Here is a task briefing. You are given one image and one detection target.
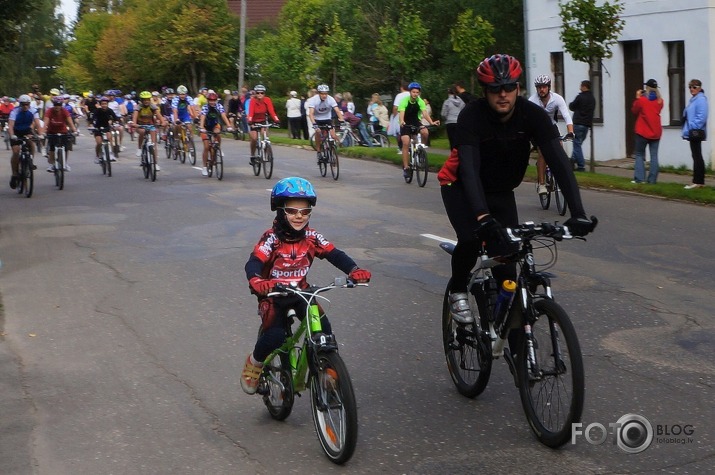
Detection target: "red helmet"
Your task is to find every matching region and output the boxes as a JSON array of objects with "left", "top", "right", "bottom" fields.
[
  {"left": 207, "top": 92, "right": 218, "bottom": 100},
  {"left": 476, "top": 54, "right": 522, "bottom": 87}
]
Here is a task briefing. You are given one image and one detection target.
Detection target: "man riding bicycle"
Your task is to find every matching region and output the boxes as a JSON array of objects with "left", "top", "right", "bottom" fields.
[
  {"left": 307, "top": 84, "right": 344, "bottom": 163},
  {"left": 132, "top": 91, "right": 166, "bottom": 171},
  {"left": 8, "top": 94, "right": 44, "bottom": 189},
  {"left": 398, "top": 82, "right": 439, "bottom": 178},
  {"left": 198, "top": 92, "right": 232, "bottom": 176},
  {"left": 246, "top": 84, "right": 280, "bottom": 165},
  {"left": 172, "top": 85, "right": 197, "bottom": 141},
  {"left": 437, "top": 54, "right": 596, "bottom": 333}
]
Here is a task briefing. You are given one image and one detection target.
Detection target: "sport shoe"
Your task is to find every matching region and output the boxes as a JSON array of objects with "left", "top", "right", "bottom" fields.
[
  {"left": 684, "top": 183, "right": 705, "bottom": 189},
  {"left": 240, "top": 353, "right": 262, "bottom": 395},
  {"left": 249, "top": 156, "right": 255, "bottom": 165},
  {"left": 46, "top": 166, "right": 55, "bottom": 172},
  {"left": 155, "top": 164, "right": 160, "bottom": 171},
  {"left": 94, "top": 157, "right": 101, "bottom": 164},
  {"left": 136, "top": 149, "right": 142, "bottom": 157},
  {"left": 120, "top": 145, "right": 126, "bottom": 152},
  {"left": 110, "top": 157, "right": 117, "bottom": 162},
  {"left": 202, "top": 167, "right": 208, "bottom": 176},
  {"left": 9, "top": 175, "right": 18, "bottom": 189},
  {"left": 537, "top": 184, "right": 548, "bottom": 195},
  {"left": 64, "top": 164, "right": 71, "bottom": 172},
  {"left": 403, "top": 168, "right": 410, "bottom": 178},
  {"left": 448, "top": 292, "right": 474, "bottom": 324}
]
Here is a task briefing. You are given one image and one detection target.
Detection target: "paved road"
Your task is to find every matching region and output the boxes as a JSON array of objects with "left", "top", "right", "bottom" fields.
[{"left": 0, "top": 132, "right": 713, "bottom": 474}]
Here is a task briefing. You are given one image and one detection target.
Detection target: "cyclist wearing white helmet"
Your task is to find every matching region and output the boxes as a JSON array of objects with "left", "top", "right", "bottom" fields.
[
  {"left": 246, "top": 85, "right": 280, "bottom": 164},
  {"left": 528, "top": 74, "right": 574, "bottom": 195},
  {"left": 306, "top": 84, "right": 344, "bottom": 163},
  {"left": 8, "top": 94, "right": 44, "bottom": 189},
  {"left": 171, "top": 85, "right": 197, "bottom": 140}
]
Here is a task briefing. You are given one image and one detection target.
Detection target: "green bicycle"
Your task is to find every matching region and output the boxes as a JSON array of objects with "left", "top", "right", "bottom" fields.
[{"left": 257, "top": 278, "right": 364, "bottom": 464}]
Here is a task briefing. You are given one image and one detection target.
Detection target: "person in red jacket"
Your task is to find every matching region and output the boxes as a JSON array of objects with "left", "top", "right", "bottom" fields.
[
  {"left": 631, "top": 79, "right": 664, "bottom": 184},
  {"left": 246, "top": 84, "right": 280, "bottom": 164},
  {"left": 44, "top": 96, "right": 78, "bottom": 172}
]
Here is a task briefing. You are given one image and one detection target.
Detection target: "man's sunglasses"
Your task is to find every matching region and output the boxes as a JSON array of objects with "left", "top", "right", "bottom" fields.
[
  {"left": 282, "top": 207, "right": 312, "bottom": 216},
  {"left": 486, "top": 83, "right": 518, "bottom": 94}
]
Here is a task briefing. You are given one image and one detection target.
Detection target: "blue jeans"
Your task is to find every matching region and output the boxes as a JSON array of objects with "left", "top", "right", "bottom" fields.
[
  {"left": 571, "top": 124, "right": 589, "bottom": 169},
  {"left": 633, "top": 134, "right": 659, "bottom": 183}
]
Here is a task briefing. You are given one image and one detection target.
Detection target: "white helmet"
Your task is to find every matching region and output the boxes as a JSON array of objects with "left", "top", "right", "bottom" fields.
[
  {"left": 176, "top": 85, "right": 188, "bottom": 94},
  {"left": 317, "top": 84, "right": 329, "bottom": 93},
  {"left": 254, "top": 84, "right": 266, "bottom": 92},
  {"left": 534, "top": 74, "right": 551, "bottom": 86},
  {"left": 18, "top": 94, "right": 32, "bottom": 103}
]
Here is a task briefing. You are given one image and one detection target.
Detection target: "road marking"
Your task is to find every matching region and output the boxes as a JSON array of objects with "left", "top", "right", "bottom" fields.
[{"left": 420, "top": 233, "right": 456, "bottom": 245}]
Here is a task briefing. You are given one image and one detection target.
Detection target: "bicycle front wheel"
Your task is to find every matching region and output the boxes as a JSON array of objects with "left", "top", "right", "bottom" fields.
[
  {"left": 310, "top": 351, "right": 357, "bottom": 465},
  {"left": 329, "top": 144, "right": 339, "bottom": 180},
  {"left": 318, "top": 148, "right": 327, "bottom": 177},
  {"left": 416, "top": 148, "right": 428, "bottom": 187},
  {"left": 149, "top": 146, "right": 157, "bottom": 182},
  {"left": 538, "top": 176, "right": 551, "bottom": 210},
  {"left": 252, "top": 148, "right": 262, "bottom": 176},
  {"left": 187, "top": 137, "right": 197, "bottom": 166},
  {"left": 55, "top": 148, "right": 65, "bottom": 190},
  {"left": 554, "top": 181, "right": 567, "bottom": 216},
  {"left": 441, "top": 283, "right": 492, "bottom": 397},
  {"left": 215, "top": 145, "right": 224, "bottom": 180},
  {"left": 263, "top": 143, "right": 273, "bottom": 179},
  {"left": 262, "top": 352, "right": 294, "bottom": 421},
  {"left": 517, "top": 298, "right": 584, "bottom": 448}
]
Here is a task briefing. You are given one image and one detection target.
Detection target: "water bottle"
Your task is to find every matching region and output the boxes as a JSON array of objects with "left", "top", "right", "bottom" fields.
[{"left": 492, "top": 280, "right": 516, "bottom": 324}]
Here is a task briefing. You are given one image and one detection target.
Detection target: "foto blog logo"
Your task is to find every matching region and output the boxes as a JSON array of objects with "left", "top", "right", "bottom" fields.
[{"left": 572, "top": 413, "right": 654, "bottom": 453}]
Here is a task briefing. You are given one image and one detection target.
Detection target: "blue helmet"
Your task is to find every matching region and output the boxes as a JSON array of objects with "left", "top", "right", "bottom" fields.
[
  {"left": 270, "top": 177, "right": 317, "bottom": 210},
  {"left": 408, "top": 82, "right": 421, "bottom": 91}
]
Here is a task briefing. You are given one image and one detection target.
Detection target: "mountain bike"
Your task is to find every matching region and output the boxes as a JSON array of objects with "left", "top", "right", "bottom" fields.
[
  {"left": 204, "top": 130, "right": 224, "bottom": 180},
  {"left": 257, "top": 278, "right": 364, "bottom": 464},
  {"left": 403, "top": 125, "right": 428, "bottom": 187},
  {"left": 163, "top": 127, "right": 175, "bottom": 159},
  {"left": 138, "top": 126, "right": 157, "bottom": 182},
  {"left": 250, "top": 122, "right": 277, "bottom": 179},
  {"left": 367, "top": 123, "right": 390, "bottom": 148},
  {"left": 109, "top": 124, "right": 121, "bottom": 159},
  {"left": 229, "top": 113, "right": 246, "bottom": 141},
  {"left": 16, "top": 136, "right": 36, "bottom": 198},
  {"left": 314, "top": 124, "right": 339, "bottom": 180},
  {"left": 46, "top": 133, "right": 74, "bottom": 190},
  {"left": 89, "top": 126, "right": 115, "bottom": 177},
  {"left": 173, "top": 122, "right": 196, "bottom": 165},
  {"left": 440, "top": 221, "right": 586, "bottom": 448},
  {"left": 536, "top": 135, "right": 572, "bottom": 216}
]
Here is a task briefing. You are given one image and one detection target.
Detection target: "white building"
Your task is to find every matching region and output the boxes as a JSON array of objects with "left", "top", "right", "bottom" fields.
[{"left": 525, "top": 0, "right": 712, "bottom": 169}]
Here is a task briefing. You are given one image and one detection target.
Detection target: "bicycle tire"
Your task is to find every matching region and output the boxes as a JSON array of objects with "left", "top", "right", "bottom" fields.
[
  {"left": 56, "top": 147, "right": 65, "bottom": 190},
  {"left": 263, "top": 143, "right": 273, "bottom": 179},
  {"left": 215, "top": 145, "right": 223, "bottom": 180},
  {"left": 329, "top": 143, "right": 339, "bottom": 180},
  {"left": 207, "top": 148, "right": 214, "bottom": 178},
  {"left": 112, "top": 138, "right": 120, "bottom": 158},
  {"left": 310, "top": 351, "right": 358, "bottom": 465},
  {"left": 538, "top": 175, "right": 551, "bottom": 210},
  {"left": 517, "top": 298, "right": 584, "bottom": 448},
  {"left": 252, "top": 145, "right": 262, "bottom": 176},
  {"left": 405, "top": 153, "right": 415, "bottom": 184},
  {"left": 441, "top": 282, "right": 492, "bottom": 398},
  {"left": 374, "top": 132, "right": 390, "bottom": 148},
  {"left": 318, "top": 144, "right": 328, "bottom": 177},
  {"left": 341, "top": 132, "right": 355, "bottom": 148},
  {"left": 188, "top": 137, "right": 197, "bottom": 166},
  {"left": 165, "top": 134, "right": 173, "bottom": 159},
  {"left": 25, "top": 156, "right": 34, "bottom": 198},
  {"left": 142, "top": 148, "right": 150, "bottom": 179},
  {"left": 416, "top": 147, "right": 428, "bottom": 187},
  {"left": 149, "top": 145, "right": 157, "bottom": 182},
  {"left": 555, "top": 181, "right": 567, "bottom": 216},
  {"left": 101, "top": 143, "right": 108, "bottom": 175},
  {"left": 262, "top": 352, "right": 294, "bottom": 421}
]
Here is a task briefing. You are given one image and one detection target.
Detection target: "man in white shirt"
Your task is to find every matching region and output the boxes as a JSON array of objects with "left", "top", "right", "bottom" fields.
[{"left": 307, "top": 84, "right": 344, "bottom": 162}]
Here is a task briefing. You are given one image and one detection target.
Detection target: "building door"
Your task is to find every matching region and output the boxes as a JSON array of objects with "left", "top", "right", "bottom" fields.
[{"left": 623, "top": 41, "right": 643, "bottom": 157}]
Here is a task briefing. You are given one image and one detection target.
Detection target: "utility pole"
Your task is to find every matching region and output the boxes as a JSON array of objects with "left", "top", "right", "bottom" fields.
[{"left": 238, "top": 0, "right": 247, "bottom": 91}]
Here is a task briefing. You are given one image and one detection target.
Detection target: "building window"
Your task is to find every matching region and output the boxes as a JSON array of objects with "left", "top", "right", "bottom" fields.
[
  {"left": 551, "top": 52, "right": 565, "bottom": 96},
  {"left": 667, "top": 41, "right": 685, "bottom": 126},
  {"left": 589, "top": 58, "right": 603, "bottom": 123}
]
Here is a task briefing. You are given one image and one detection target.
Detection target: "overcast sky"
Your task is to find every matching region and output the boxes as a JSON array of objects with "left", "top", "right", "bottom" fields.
[{"left": 59, "top": 0, "right": 78, "bottom": 25}]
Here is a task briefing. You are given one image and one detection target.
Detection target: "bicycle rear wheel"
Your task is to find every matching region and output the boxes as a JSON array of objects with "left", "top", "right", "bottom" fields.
[
  {"left": 329, "top": 144, "right": 339, "bottom": 180},
  {"left": 310, "top": 351, "right": 357, "bottom": 465},
  {"left": 252, "top": 147, "right": 262, "bottom": 176},
  {"left": 263, "top": 143, "right": 273, "bottom": 179},
  {"left": 416, "top": 148, "right": 428, "bottom": 187},
  {"left": 517, "top": 298, "right": 584, "bottom": 448},
  {"left": 554, "top": 181, "right": 567, "bottom": 216},
  {"left": 55, "top": 148, "right": 65, "bottom": 190},
  {"left": 262, "top": 352, "right": 294, "bottom": 421},
  {"left": 441, "top": 282, "right": 492, "bottom": 397}
]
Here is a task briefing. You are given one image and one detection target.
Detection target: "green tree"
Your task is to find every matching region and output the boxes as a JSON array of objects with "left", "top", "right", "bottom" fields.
[
  {"left": 376, "top": 8, "right": 430, "bottom": 83},
  {"left": 58, "top": 12, "right": 112, "bottom": 92},
  {"left": 316, "top": 14, "right": 354, "bottom": 92},
  {"left": 559, "top": 0, "right": 624, "bottom": 64},
  {"left": 450, "top": 9, "right": 495, "bottom": 91}
]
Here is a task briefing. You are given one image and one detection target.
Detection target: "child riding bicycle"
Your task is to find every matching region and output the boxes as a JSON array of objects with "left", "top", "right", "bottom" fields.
[{"left": 241, "top": 177, "right": 371, "bottom": 394}]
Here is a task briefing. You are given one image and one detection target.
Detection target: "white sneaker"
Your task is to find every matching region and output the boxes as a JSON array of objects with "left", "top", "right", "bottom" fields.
[
  {"left": 155, "top": 164, "right": 160, "bottom": 171},
  {"left": 136, "top": 149, "right": 142, "bottom": 157},
  {"left": 46, "top": 166, "right": 56, "bottom": 173},
  {"left": 120, "top": 145, "right": 126, "bottom": 152},
  {"left": 448, "top": 293, "right": 474, "bottom": 324},
  {"left": 94, "top": 157, "right": 101, "bottom": 164},
  {"left": 64, "top": 164, "right": 71, "bottom": 172},
  {"left": 110, "top": 157, "right": 117, "bottom": 162},
  {"left": 537, "top": 184, "right": 548, "bottom": 195},
  {"left": 202, "top": 167, "right": 208, "bottom": 176}
]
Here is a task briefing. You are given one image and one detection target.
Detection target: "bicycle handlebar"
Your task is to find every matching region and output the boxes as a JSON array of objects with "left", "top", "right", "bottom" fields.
[
  {"left": 506, "top": 221, "right": 575, "bottom": 241},
  {"left": 267, "top": 278, "right": 368, "bottom": 299}
]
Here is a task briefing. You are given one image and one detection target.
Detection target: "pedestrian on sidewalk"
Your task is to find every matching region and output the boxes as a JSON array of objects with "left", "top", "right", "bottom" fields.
[
  {"left": 631, "top": 79, "right": 663, "bottom": 184},
  {"left": 569, "top": 80, "right": 595, "bottom": 171},
  {"left": 682, "top": 78, "right": 709, "bottom": 189}
]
